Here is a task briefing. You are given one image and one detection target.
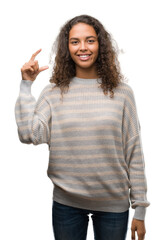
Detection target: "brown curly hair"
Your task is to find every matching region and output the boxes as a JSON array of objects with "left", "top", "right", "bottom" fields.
[{"left": 49, "top": 14, "right": 126, "bottom": 100}]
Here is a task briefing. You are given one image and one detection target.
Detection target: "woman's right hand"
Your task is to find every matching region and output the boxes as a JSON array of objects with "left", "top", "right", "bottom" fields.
[{"left": 21, "top": 49, "right": 49, "bottom": 81}]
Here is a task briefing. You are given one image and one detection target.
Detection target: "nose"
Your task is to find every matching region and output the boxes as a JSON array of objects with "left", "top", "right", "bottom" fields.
[{"left": 79, "top": 41, "right": 87, "bottom": 52}]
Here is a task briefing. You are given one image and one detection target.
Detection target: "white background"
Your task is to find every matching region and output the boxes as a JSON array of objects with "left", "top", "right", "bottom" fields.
[{"left": 0, "top": 0, "right": 164, "bottom": 239}]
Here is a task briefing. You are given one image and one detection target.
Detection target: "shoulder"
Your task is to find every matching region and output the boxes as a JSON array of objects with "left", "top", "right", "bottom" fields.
[
  {"left": 116, "top": 81, "right": 136, "bottom": 100},
  {"left": 114, "top": 82, "right": 137, "bottom": 109},
  {"left": 116, "top": 81, "right": 134, "bottom": 95}
]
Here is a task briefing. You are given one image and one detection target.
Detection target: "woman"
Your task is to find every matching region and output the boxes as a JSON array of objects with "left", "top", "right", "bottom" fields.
[{"left": 15, "top": 15, "right": 150, "bottom": 240}]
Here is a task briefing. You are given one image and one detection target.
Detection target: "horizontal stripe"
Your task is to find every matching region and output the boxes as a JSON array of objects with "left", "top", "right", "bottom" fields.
[
  {"left": 50, "top": 134, "right": 122, "bottom": 143},
  {"left": 49, "top": 162, "right": 126, "bottom": 168},
  {"left": 48, "top": 170, "right": 128, "bottom": 176},
  {"left": 49, "top": 153, "right": 124, "bottom": 159},
  {"left": 50, "top": 144, "right": 123, "bottom": 151},
  {"left": 50, "top": 177, "right": 129, "bottom": 185},
  {"left": 51, "top": 124, "right": 121, "bottom": 134}
]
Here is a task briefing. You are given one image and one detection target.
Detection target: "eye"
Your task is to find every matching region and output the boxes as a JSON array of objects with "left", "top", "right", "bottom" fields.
[
  {"left": 71, "top": 40, "right": 79, "bottom": 45},
  {"left": 87, "top": 39, "right": 95, "bottom": 43}
]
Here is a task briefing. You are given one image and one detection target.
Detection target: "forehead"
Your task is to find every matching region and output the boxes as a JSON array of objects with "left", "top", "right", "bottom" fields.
[{"left": 69, "top": 23, "right": 97, "bottom": 38}]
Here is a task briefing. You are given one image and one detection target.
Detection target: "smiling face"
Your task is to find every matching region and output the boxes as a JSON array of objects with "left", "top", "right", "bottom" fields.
[{"left": 68, "top": 22, "right": 99, "bottom": 78}]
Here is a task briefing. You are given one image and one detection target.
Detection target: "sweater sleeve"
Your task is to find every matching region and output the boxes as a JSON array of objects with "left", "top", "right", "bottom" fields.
[
  {"left": 122, "top": 86, "right": 150, "bottom": 221},
  {"left": 14, "top": 80, "right": 52, "bottom": 146}
]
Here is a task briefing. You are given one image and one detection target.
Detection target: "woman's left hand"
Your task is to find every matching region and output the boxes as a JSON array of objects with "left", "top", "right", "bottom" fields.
[{"left": 131, "top": 218, "right": 146, "bottom": 240}]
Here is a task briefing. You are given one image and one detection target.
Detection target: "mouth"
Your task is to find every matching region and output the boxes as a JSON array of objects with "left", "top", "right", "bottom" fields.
[{"left": 77, "top": 54, "right": 92, "bottom": 61}]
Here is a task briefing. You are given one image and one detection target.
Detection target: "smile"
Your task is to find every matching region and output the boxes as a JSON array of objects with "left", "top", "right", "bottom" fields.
[{"left": 77, "top": 54, "right": 91, "bottom": 61}]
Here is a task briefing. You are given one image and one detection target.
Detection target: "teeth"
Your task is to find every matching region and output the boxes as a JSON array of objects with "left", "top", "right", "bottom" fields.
[{"left": 79, "top": 55, "right": 89, "bottom": 57}]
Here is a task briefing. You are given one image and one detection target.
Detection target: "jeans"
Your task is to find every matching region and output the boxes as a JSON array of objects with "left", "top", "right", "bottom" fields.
[{"left": 52, "top": 200, "right": 129, "bottom": 240}]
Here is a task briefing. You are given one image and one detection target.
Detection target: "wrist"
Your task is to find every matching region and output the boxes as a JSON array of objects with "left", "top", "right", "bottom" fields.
[
  {"left": 20, "top": 79, "right": 34, "bottom": 94},
  {"left": 133, "top": 206, "right": 146, "bottom": 221}
]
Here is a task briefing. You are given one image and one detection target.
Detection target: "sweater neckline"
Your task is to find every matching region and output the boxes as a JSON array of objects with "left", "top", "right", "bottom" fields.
[{"left": 71, "top": 76, "right": 102, "bottom": 85}]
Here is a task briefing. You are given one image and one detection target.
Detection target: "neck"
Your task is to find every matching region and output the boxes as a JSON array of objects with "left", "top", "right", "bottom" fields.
[{"left": 76, "top": 66, "right": 98, "bottom": 79}]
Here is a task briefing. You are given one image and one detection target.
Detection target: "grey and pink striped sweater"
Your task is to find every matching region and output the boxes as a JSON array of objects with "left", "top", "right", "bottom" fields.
[{"left": 15, "top": 77, "right": 150, "bottom": 220}]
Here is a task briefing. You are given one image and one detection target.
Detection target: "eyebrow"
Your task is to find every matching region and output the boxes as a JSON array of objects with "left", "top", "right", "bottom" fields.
[{"left": 69, "top": 36, "right": 97, "bottom": 41}]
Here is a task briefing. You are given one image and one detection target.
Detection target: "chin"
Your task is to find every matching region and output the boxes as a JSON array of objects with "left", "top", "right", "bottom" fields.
[{"left": 76, "top": 62, "right": 95, "bottom": 69}]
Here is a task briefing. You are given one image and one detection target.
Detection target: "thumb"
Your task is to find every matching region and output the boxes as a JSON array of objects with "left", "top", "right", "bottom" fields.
[{"left": 39, "top": 66, "right": 49, "bottom": 73}]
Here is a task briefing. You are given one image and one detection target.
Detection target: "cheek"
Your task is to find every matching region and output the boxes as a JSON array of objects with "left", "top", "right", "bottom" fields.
[
  {"left": 69, "top": 46, "right": 78, "bottom": 57},
  {"left": 91, "top": 44, "right": 99, "bottom": 54},
  {"left": 69, "top": 44, "right": 74, "bottom": 54},
  {"left": 92, "top": 45, "right": 99, "bottom": 58},
  {"left": 68, "top": 46, "right": 73, "bottom": 56}
]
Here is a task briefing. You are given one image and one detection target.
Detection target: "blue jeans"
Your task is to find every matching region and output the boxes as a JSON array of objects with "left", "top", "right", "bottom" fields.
[{"left": 52, "top": 200, "right": 129, "bottom": 240}]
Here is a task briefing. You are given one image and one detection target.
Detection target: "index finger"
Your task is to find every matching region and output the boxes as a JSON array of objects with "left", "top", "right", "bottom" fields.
[{"left": 30, "top": 48, "right": 42, "bottom": 61}]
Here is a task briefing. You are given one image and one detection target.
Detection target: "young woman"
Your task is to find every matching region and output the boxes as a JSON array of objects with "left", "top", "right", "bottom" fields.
[{"left": 15, "top": 15, "right": 150, "bottom": 240}]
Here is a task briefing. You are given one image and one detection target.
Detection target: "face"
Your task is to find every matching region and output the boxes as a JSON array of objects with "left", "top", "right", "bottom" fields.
[{"left": 68, "top": 23, "right": 99, "bottom": 73}]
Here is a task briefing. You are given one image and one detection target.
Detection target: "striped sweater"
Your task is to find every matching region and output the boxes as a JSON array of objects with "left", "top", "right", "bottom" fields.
[{"left": 15, "top": 77, "right": 150, "bottom": 220}]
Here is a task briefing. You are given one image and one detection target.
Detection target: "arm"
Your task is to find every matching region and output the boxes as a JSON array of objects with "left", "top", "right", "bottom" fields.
[
  {"left": 15, "top": 49, "right": 51, "bottom": 145},
  {"left": 122, "top": 86, "right": 150, "bottom": 239},
  {"left": 122, "top": 86, "right": 150, "bottom": 221},
  {"left": 15, "top": 79, "right": 51, "bottom": 146}
]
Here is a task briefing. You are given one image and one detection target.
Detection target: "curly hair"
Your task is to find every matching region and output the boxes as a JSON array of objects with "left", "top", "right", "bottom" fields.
[{"left": 49, "top": 14, "right": 126, "bottom": 100}]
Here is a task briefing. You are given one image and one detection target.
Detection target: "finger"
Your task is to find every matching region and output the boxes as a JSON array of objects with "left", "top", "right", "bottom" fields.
[
  {"left": 33, "top": 60, "right": 39, "bottom": 72},
  {"left": 137, "top": 233, "right": 145, "bottom": 240},
  {"left": 131, "top": 229, "right": 136, "bottom": 240},
  {"left": 38, "top": 65, "right": 49, "bottom": 73},
  {"left": 28, "top": 67, "right": 35, "bottom": 73},
  {"left": 21, "top": 64, "right": 35, "bottom": 73},
  {"left": 30, "top": 48, "right": 42, "bottom": 61},
  {"left": 27, "top": 60, "right": 39, "bottom": 73}
]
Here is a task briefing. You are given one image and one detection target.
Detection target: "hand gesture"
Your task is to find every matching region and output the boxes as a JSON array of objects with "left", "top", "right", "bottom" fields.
[
  {"left": 131, "top": 218, "right": 146, "bottom": 240},
  {"left": 21, "top": 49, "right": 49, "bottom": 81}
]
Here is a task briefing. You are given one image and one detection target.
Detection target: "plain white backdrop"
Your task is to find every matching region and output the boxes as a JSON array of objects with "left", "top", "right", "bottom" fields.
[{"left": 0, "top": 0, "right": 164, "bottom": 239}]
